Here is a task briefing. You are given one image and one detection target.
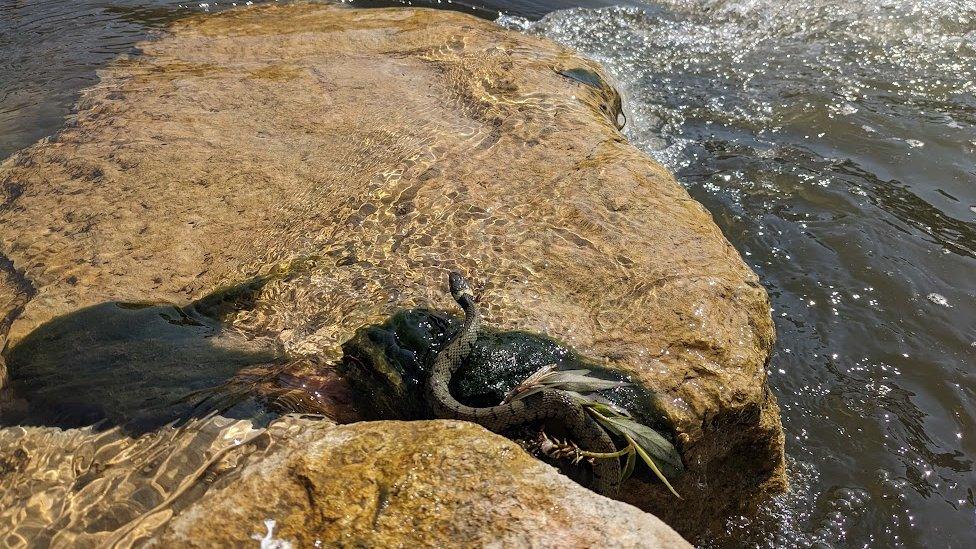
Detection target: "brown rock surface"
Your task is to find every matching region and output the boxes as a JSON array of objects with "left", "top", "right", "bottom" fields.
[
  {"left": 0, "top": 259, "right": 32, "bottom": 386},
  {"left": 153, "top": 420, "right": 691, "bottom": 548},
  {"left": 0, "top": 2, "right": 784, "bottom": 538}
]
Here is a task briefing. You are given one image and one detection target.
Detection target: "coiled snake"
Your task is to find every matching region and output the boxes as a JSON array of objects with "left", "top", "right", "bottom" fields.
[{"left": 426, "top": 272, "right": 622, "bottom": 497}]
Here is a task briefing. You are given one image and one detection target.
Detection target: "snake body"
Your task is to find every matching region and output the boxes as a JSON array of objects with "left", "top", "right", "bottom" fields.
[{"left": 426, "top": 272, "right": 622, "bottom": 497}]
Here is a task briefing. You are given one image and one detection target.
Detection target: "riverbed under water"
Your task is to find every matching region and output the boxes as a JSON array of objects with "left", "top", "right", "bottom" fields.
[{"left": 0, "top": 0, "right": 973, "bottom": 547}]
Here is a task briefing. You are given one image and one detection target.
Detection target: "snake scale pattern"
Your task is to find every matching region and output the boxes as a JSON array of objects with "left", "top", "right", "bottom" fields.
[{"left": 426, "top": 272, "right": 622, "bottom": 497}]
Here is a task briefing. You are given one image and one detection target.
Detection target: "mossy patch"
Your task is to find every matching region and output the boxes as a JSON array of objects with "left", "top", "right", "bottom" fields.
[{"left": 339, "top": 307, "right": 675, "bottom": 441}]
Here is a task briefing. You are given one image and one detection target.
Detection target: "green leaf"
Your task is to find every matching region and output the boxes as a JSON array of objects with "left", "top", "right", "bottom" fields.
[
  {"left": 585, "top": 397, "right": 632, "bottom": 417},
  {"left": 584, "top": 401, "right": 630, "bottom": 419},
  {"left": 554, "top": 368, "right": 592, "bottom": 376},
  {"left": 632, "top": 437, "right": 682, "bottom": 498},
  {"left": 600, "top": 415, "right": 684, "bottom": 473},
  {"left": 621, "top": 446, "right": 637, "bottom": 482},
  {"left": 505, "top": 368, "right": 630, "bottom": 403},
  {"left": 520, "top": 364, "right": 559, "bottom": 386},
  {"left": 584, "top": 403, "right": 683, "bottom": 498},
  {"left": 502, "top": 364, "right": 558, "bottom": 403},
  {"left": 506, "top": 386, "right": 546, "bottom": 402},
  {"left": 542, "top": 370, "right": 631, "bottom": 392}
]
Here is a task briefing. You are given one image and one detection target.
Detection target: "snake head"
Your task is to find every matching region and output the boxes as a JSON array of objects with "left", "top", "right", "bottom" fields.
[{"left": 448, "top": 271, "right": 475, "bottom": 302}]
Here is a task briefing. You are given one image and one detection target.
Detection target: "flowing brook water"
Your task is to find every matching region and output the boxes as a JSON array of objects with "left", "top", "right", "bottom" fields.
[{"left": 0, "top": 0, "right": 973, "bottom": 547}]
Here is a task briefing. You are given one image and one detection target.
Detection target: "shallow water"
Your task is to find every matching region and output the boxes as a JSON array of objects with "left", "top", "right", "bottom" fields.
[
  {"left": 0, "top": 0, "right": 974, "bottom": 547},
  {"left": 2, "top": 301, "right": 283, "bottom": 434}
]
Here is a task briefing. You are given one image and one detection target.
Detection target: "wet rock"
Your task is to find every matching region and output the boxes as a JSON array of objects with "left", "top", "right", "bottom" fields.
[
  {"left": 339, "top": 307, "right": 685, "bottom": 490},
  {"left": 339, "top": 308, "right": 655, "bottom": 416},
  {"left": 1, "top": 274, "right": 358, "bottom": 434},
  {"left": 0, "top": 416, "right": 271, "bottom": 547},
  {"left": 151, "top": 419, "right": 691, "bottom": 548},
  {"left": 0, "top": 2, "right": 784, "bottom": 539},
  {"left": 0, "top": 256, "right": 33, "bottom": 386}
]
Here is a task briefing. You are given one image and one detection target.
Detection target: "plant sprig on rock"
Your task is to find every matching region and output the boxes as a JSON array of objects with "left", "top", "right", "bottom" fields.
[{"left": 504, "top": 365, "right": 683, "bottom": 498}]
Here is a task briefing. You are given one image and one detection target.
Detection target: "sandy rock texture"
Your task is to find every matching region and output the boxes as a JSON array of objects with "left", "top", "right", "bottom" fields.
[
  {"left": 0, "top": 259, "right": 31, "bottom": 385},
  {"left": 153, "top": 420, "right": 691, "bottom": 548},
  {"left": 0, "top": 2, "right": 784, "bottom": 538}
]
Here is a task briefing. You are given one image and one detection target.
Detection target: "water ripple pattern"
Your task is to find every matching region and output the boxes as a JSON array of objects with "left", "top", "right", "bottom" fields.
[
  {"left": 0, "top": 415, "right": 310, "bottom": 546},
  {"left": 500, "top": 1, "right": 976, "bottom": 546}
]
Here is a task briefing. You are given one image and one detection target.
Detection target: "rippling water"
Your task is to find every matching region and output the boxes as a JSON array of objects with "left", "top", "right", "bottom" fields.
[
  {"left": 500, "top": 1, "right": 976, "bottom": 546},
  {"left": 1, "top": 0, "right": 974, "bottom": 547}
]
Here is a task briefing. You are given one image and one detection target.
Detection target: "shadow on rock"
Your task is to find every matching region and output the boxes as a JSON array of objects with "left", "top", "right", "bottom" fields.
[{"left": 1, "top": 278, "right": 299, "bottom": 435}]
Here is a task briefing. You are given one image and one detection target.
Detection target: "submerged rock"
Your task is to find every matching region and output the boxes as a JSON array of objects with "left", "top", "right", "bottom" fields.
[
  {"left": 0, "top": 416, "right": 271, "bottom": 547},
  {"left": 0, "top": 2, "right": 783, "bottom": 540},
  {"left": 3, "top": 300, "right": 283, "bottom": 433},
  {"left": 2, "top": 274, "right": 358, "bottom": 434}
]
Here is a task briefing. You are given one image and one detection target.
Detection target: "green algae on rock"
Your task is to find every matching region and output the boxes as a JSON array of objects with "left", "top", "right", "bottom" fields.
[{"left": 340, "top": 307, "right": 683, "bottom": 479}]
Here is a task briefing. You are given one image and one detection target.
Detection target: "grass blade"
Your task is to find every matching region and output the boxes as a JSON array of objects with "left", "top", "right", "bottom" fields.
[
  {"left": 621, "top": 446, "right": 637, "bottom": 481},
  {"left": 632, "top": 435, "right": 682, "bottom": 498}
]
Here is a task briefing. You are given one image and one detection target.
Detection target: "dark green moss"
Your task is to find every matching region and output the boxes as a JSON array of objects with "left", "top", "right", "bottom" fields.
[{"left": 340, "top": 308, "right": 674, "bottom": 437}]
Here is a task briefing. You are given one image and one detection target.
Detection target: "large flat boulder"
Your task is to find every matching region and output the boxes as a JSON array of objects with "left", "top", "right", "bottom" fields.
[{"left": 0, "top": 2, "right": 784, "bottom": 538}]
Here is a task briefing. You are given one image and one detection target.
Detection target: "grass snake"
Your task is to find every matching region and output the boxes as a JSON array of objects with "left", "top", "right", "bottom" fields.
[{"left": 425, "top": 272, "right": 622, "bottom": 497}]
